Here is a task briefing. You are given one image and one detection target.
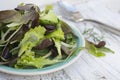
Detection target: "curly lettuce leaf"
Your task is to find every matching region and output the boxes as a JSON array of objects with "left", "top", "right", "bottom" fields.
[
  {"left": 46, "top": 22, "right": 64, "bottom": 40},
  {"left": 18, "top": 26, "right": 46, "bottom": 57},
  {"left": 40, "top": 10, "right": 58, "bottom": 25},
  {"left": 15, "top": 50, "right": 60, "bottom": 68}
]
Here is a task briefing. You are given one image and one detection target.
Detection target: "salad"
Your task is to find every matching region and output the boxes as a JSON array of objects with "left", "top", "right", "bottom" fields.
[{"left": 0, "top": 4, "right": 79, "bottom": 69}]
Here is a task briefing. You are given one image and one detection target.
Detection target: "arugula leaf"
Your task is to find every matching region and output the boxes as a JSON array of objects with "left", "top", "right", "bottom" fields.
[
  {"left": 97, "top": 47, "right": 114, "bottom": 53},
  {"left": 18, "top": 26, "right": 46, "bottom": 57}
]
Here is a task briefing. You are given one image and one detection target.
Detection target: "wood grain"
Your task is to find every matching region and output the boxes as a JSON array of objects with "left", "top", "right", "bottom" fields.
[{"left": 0, "top": 0, "right": 120, "bottom": 80}]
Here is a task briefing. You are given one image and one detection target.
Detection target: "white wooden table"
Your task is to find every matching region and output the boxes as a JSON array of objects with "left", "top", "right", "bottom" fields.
[{"left": 0, "top": 0, "right": 120, "bottom": 80}]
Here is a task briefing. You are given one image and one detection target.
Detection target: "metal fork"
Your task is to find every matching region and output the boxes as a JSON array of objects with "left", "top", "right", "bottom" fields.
[{"left": 57, "top": 0, "right": 120, "bottom": 36}]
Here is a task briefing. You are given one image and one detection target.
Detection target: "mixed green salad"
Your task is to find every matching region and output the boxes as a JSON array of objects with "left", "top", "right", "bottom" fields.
[
  {"left": 0, "top": 4, "right": 78, "bottom": 69},
  {"left": 0, "top": 3, "right": 114, "bottom": 69}
]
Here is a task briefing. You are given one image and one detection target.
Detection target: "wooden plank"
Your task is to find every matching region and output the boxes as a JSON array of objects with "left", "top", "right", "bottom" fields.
[{"left": 0, "top": 0, "right": 120, "bottom": 80}]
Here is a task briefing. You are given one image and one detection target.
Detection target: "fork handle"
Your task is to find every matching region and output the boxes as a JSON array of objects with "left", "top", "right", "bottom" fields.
[{"left": 79, "top": 18, "right": 120, "bottom": 36}]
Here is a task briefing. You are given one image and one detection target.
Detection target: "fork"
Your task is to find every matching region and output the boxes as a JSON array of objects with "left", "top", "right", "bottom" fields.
[{"left": 57, "top": 0, "right": 120, "bottom": 36}]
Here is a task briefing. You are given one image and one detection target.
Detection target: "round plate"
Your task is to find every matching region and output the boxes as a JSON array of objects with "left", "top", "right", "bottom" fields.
[{"left": 0, "top": 20, "right": 85, "bottom": 75}]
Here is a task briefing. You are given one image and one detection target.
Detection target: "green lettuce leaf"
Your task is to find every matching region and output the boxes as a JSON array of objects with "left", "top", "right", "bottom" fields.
[
  {"left": 18, "top": 26, "right": 46, "bottom": 56},
  {"left": 87, "top": 44, "right": 106, "bottom": 57},
  {"left": 65, "top": 33, "right": 76, "bottom": 45},
  {"left": 45, "top": 5, "right": 53, "bottom": 13},
  {"left": 53, "top": 38, "right": 62, "bottom": 56},
  {"left": 15, "top": 50, "right": 60, "bottom": 68},
  {"left": 46, "top": 22, "right": 64, "bottom": 40},
  {"left": 85, "top": 40, "right": 114, "bottom": 57},
  {"left": 46, "top": 22, "right": 64, "bottom": 57},
  {"left": 40, "top": 10, "right": 58, "bottom": 25}
]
